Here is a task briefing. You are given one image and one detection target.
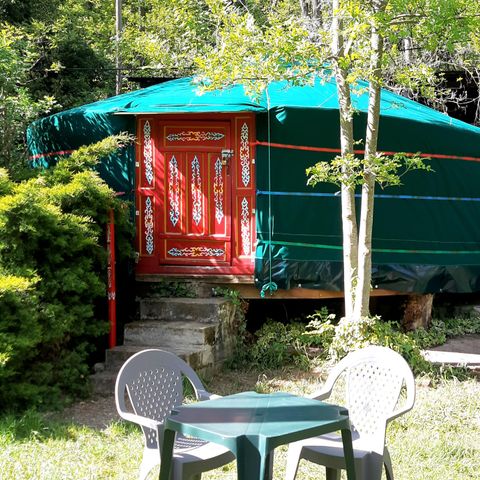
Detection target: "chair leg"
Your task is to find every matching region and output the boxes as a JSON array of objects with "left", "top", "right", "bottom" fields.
[
  {"left": 285, "top": 443, "right": 303, "bottom": 480},
  {"left": 325, "top": 467, "right": 341, "bottom": 480},
  {"left": 384, "top": 448, "right": 394, "bottom": 480},
  {"left": 139, "top": 449, "right": 158, "bottom": 480},
  {"left": 138, "top": 462, "right": 151, "bottom": 480}
]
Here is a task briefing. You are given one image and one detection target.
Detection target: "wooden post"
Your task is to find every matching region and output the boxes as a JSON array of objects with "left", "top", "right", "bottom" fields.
[{"left": 107, "top": 209, "right": 117, "bottom": 348}]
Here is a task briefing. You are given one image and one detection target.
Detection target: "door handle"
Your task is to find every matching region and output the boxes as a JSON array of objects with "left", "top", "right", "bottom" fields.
[{"left": 221, "top": 149, "right": 234, "bottom": 167}]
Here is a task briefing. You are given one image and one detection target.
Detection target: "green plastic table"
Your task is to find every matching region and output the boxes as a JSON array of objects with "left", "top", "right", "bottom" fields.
[{"left": 159, "top": 391, "right": 356, "bottom": 480}]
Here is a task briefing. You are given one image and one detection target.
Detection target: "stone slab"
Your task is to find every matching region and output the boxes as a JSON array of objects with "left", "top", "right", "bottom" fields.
[
  {"left": 139, "top": 297, "right": 235, "bottom": 323},
  {"left": 422, "top": 334, "right": 480, "bottom": 368}
]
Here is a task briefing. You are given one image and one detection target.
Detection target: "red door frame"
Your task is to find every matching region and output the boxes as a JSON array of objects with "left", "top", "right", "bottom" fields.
[{"left": 135, "top": 113, "right": 256, "bottom": 276}]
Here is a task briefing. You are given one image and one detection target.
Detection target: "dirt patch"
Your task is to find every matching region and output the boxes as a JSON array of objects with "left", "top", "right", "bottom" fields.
[
  {"left": 47, "top": 366, "right": 325, "bottom": 430},
  {"left": 49, "top": 395, "right": 119, "bottom": 430}
]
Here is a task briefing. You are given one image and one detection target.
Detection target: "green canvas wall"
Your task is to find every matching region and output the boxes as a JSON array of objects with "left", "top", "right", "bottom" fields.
[{"left": 255, "top": 106, "right": 480, "bottom": 293}]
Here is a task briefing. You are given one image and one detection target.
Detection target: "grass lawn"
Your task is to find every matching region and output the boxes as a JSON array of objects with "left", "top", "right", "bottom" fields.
[{"left": 1, "top": 367, "right": 479, "bottom": 479}]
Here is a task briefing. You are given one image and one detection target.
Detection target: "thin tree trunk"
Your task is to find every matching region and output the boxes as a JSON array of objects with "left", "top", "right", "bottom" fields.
[
  {"left": 354, "top": 3, "right": 385, "bottom": 319},
  {"left": 332, "top": 0, "right": 358, "bottom": 319},
  {"left": 115, "top": 0, "right": 123, "bottom": 95}
]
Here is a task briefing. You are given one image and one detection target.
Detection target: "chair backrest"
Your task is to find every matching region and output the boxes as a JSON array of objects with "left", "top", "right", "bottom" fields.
[
  {"left": 326, "top": 346, "right": 415, "bottom": 442},
  {"left": 115, "top": 349, "right": 206, "bottom": 449}
]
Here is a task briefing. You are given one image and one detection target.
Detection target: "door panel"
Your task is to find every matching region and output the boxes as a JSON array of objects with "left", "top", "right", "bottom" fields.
[
  {"left": 164, "top": 152, "right": 184, "bottom": 235},
  {"left": 186, "top": 152, "right": 207, "bottom": 236},
  {"left": 158, "top": 121, "right": 232, "bottom": 265},
  {"left": 209, "top": 153, "right": 229, "bottom": 237}
]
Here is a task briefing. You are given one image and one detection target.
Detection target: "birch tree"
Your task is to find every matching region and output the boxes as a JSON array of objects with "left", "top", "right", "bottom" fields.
[{"left": 196, "top": 0, "right": 479, "bottom": 321}]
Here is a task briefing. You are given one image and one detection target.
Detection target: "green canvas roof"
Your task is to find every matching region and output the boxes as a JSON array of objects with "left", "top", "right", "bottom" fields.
[{"left": 29, "top": 75, "right": 480, "bottom": 132}]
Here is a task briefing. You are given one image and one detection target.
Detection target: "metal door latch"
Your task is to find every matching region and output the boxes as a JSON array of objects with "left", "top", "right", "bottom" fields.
[{"left": 221, "top": 149, "right": 234, "bottom": 166}]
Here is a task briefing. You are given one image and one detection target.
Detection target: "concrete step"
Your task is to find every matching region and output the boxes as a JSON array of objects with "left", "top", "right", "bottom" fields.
[
  {"left": 422, "top": 334, "right": 480, "bottom": 376},
  {"left": 105, "top": 344, "right": 198, "bottom": 368},
  {"left": 124, "top": 320, "right": 218, "bottom": 347},
  {"left": 422, "top": 349, "right": 480, "bottom": 367},
  {"left": 139, "top": 297, "right": 235, "bottom": 323},
  {"left": 91, "top": 345, "right": 216, "bottom": 396},
  {"left": 91, "top": 370, "right": 119, "bottom": 396},
  {"left": 92, "top": 293, "right": 240, "bottom": 396}
]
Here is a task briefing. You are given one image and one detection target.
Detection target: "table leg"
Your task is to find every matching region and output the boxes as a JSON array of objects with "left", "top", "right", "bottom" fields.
[
  {"left": 159, "top": 428, "right": 176, "bottom": 480},
  {"left": 341, "top": 427, "right": 356, "bottom": 480},
  {"left": 264, "top": 450, "right": 274, "bottom": 480},
  {"left": 236, "top": 439, "right": 271, "bottom": 480}
]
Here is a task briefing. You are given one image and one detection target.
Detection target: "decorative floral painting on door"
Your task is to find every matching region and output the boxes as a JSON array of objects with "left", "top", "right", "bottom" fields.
[{"left": 136, "top": 115, "right": 256, "bottom": 275}]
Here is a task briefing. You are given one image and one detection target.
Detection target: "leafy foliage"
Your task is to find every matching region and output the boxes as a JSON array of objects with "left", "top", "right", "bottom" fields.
[
  {"left": 249, "top": 308, "right": 480, "bottom": 377},
  {"left": 0, "top": 25, "right": 57, "bottom": 177},
  {"left": 120, "top": 0, "right": 216, "bottom": 77},
  {"left": 250, "top": 320, "right": 310, "bottom": 370},
  {"left": 196, "top": 1, "right": 480, "bottom": 103},
  {"left": 410, "top": 314, "right": 480, "bottom": 349},
  {"left": 195, "top": 0, "right": 480, "bottom": 320},
  {"left": 306, "top": 152, "right": 432, "bottom": 189},
  {"left": 328, "top": 316, "right": 432, "bottom": 374},
  {"left": 0, "top": 136, "right": 133, "bottom": 411}
]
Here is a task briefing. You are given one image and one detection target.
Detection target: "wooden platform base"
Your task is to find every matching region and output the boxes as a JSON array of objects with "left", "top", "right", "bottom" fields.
[{"left": 136, "top": 274, "right": 405, "bottom": 300}]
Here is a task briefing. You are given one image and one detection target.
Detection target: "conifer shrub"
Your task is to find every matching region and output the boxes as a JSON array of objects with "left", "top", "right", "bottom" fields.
[
  {"left": 0, "top": 275, "right": 41, "bottom": 408},
  {"left": 0, "top": 136, "right": 133, "bottom": 411}
]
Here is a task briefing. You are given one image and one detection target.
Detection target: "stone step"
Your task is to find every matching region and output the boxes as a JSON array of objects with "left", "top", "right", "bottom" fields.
[
  {"left": 105, "top": 344, "right": 195, "bottom": 368},
  {"left": 136, "top": 280, "right": 216, "bottom": 299},
  {"left": 92, "top": 293, "right": 240, "bottom": 396},
  {"left": 139, "top": 297, "right": 234, "bottom": 323},
  {"left": 104, "top": 344, "right": 218, "bottom": 371},
  {"left": 124, "top": 320, "right": 218, "bottom": 348},
  {"left": 91, "top": 370, "right": 119, "bottom": 396},
  {"left": 91, "top": 345, "right": 216, "bottom": 396}
]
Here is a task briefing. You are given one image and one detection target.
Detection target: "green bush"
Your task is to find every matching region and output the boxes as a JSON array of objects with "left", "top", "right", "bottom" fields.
[
  {"left": 410, "top": 314, "right": 480, "bottom": 349},
  {"left": 0, "top": 276, "right": 41, "bottom": 408},
  {"left": 301, "top": 307, "right": 337, "bottom": 354},
  {"left": 250, "top": 320, "right": 311, "bottom": 370},
  {"left": 328, "top": 316, "right": 432, "bottom": 374},
  {"left": 0, "top": 136, "right": 133, "bottom": 411},
  {"left": 249, "top": 309, "right": 480, "bottom": 378}
]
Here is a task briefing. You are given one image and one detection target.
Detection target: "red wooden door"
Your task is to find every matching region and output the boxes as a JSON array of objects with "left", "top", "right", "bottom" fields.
[
  {"left": 136, "top": 115, "right": 255, "bottom": 275},
  {"left": 158, "top": 121, "right": 232, "bottom": 264}
]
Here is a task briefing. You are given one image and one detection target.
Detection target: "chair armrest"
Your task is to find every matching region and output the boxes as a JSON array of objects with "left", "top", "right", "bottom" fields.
[
  {"left": 387, "top": 403, "right": 414, "bottom": 422},
  {"left": 197, "top": 389, "right": 222, "bottom": 401},
  {"left": 207, "top": 393, "right": 223, "bottom": 400},
  {"left": 307, "top": 387, "right": 332, "bottom": 401},
  {"left": 117, "top": 410, "right": 163, "bottom": 430},
  {"left": 387, "top": 372, "right": 416, "bottom": 423},
  {"left": 308, "top": 358, "right": 348, "bottom": 401}
]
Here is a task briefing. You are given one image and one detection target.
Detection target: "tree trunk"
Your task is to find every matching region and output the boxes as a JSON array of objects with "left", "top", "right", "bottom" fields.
[
  {"left": 353, "top": 3, "right": 385, "bottom": 320},
  {"left": 331, "top": 0, "right": 358, "bottom": 320},
  {"left": 115, "top": 0, "right": 123, "bottom": 95},
  {"left": 402, "top": 294, "right": 434, "bottom": 330}
]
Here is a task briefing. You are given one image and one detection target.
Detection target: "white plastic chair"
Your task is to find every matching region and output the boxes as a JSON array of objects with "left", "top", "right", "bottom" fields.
[
  {"left": 285, "top": 345, "right": 416, "bottom": 480},
  {"left": 115, "top": 349, "right": 235, "bottom": 480}
]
